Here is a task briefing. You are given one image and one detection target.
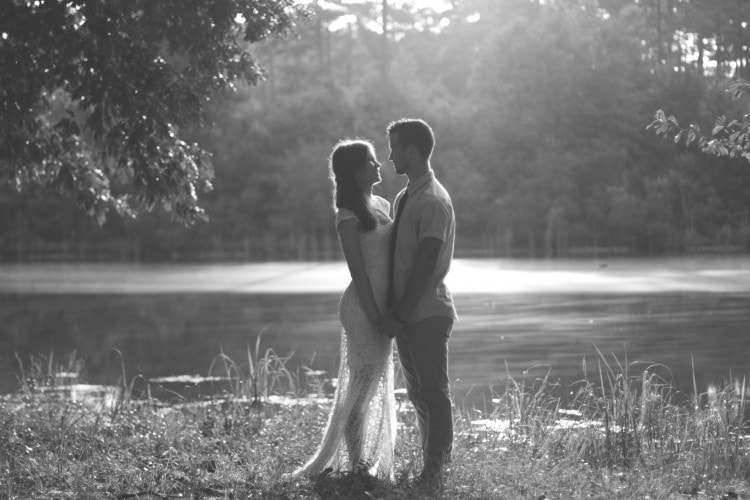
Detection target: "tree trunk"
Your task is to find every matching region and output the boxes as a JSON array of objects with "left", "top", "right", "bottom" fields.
[
  {"left": 527, "top": 227, "right": 536, "bottom": 257},
  {"left": 346, "top": 22, "right": 353, "bottom": 87},
  {"left": 656, "top": 0, "right": 664, "bottom": 63},
  {"left": 315, "top": 2, "right": 324, "bottom": 75},
  {"left": 666, "top": 0, "right": 674, "bottom": 64},
  {"left": 503, "top": 229, "right": 513, "bottom": 258},
  {"left": 381, "top": 0, "right": 390, "bottom": 85}
]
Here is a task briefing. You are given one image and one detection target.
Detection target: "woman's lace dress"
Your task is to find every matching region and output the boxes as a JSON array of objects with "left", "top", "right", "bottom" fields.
[{"left": 290, "top": 197, "right": 397, "bottom": 480}]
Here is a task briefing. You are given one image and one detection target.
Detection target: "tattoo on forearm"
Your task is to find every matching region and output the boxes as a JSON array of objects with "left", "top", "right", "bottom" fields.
[{"left": 425, "top": 244, "right": 440, "bottom": 262}]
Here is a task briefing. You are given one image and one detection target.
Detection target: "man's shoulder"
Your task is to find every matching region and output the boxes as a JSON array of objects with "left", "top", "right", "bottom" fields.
[
  {"left": 411, "top": 186, "right": 454, "bottom": 225},
  {"left": 420, "top": 178, "right": 452, "bottom": 206}
]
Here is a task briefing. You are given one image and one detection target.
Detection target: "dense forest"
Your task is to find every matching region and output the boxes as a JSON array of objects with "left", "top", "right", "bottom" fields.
[{"left": 3, "top": 0, "right": 750, "bottom": 261}]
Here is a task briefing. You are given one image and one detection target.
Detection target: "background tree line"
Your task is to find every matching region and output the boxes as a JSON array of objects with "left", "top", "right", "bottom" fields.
[{"left": 3, "top": 0, "right": 750, "bottom": 261}]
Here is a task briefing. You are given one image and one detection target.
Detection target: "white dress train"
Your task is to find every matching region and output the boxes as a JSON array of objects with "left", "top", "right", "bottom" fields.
[{"left": 290, "top": 199, "right": 397, "bottom": 480}]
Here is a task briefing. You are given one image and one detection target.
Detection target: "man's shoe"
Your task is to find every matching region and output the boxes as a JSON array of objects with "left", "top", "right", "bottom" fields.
[{"left": 413, "top": 469, "right": 445, "bottom": 492}]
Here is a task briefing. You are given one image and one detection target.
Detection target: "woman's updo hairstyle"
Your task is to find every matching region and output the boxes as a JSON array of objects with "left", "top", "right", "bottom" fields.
[{"left": 329, "top": 139, "right": 377, "bottom": 232}]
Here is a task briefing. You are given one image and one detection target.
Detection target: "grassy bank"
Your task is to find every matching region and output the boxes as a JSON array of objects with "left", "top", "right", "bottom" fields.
[{"left": 1, "top": 349, "right": 749, "bottom": 499}]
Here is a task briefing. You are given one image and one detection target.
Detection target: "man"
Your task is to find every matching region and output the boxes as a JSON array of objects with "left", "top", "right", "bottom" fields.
[{"left": 381, "top": 118, "right": 458, "bottom": 488}]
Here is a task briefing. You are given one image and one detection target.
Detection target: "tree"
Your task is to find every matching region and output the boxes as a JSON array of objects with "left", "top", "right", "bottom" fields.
[
  {"left": 463, "top": 0, "right": 654, "bottom": 255},
  {"left": 649, "top": 76, "right": 750, "bottom": 251},
  {"left": 5, "top": 0, "right": 750, "bottom": 260},
  {"left": 0, "top": 0, "right": 302, "bottom": 225}
]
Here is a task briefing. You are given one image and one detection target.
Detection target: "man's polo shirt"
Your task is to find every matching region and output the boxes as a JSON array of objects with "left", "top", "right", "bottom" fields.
[{"left": 392, "top": 170, "right": 458, "bottom": 324}]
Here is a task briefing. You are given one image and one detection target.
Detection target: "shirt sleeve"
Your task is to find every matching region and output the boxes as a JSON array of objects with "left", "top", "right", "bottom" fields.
[
  {"left": 335, "top": 207, "right": 358, "bottom": 226},
  {"left": 416, "top": 197, "right": 452, "bottom": 242}
]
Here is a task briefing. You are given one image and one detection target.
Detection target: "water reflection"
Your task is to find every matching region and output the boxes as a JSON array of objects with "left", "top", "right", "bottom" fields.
[
  {"left": 1, "top": 258, "right": 749, "bottom": 404},
  {"left": 37, "top": 383, "right": 121, "bottom": 408},
  {"left": 450, "top": 292, "right": 750, "bottom": 402},
  {"left": 3, "top": 257, "right": 750, "bottom": 295}
]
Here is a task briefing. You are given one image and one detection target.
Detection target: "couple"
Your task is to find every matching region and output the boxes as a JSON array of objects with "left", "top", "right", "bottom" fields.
[{"left": 289, "top": 118, "right": 457, "bottom": 488}]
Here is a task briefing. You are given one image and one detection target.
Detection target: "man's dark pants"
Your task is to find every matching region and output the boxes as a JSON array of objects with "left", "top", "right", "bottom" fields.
[{"left": 395, "top": 315, "right": 453, "bottom": 477}]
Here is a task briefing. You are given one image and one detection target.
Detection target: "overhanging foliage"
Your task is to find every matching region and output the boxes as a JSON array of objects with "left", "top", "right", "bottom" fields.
[{"left": 0, "top": 0, "right": 302, "bottom": 224}]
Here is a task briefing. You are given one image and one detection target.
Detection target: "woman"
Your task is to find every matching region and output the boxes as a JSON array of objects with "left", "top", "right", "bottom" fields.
[{"left": 289, "top": 139, "right": 397, "bottom": 480}]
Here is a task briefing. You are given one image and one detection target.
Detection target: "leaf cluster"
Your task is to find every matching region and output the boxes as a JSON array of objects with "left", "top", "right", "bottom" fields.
[
  {"left": 649, "top": 78, "right": 750, "bottom": 163},
  {"left": 0, "top": 0, "right": 301, "bottom": 224}
]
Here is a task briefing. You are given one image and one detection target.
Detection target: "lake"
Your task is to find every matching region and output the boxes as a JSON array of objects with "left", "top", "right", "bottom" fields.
[{"left": 1, "top": 257, "right": 749, "bottom": 405}]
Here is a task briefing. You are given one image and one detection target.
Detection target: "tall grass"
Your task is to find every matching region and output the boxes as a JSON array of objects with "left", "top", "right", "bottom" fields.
[
  {"left": 2, "top": 341, "right": 749, "bottom": 499},
  {"left": 207, "top": 325, "right": 297, "bottom": 406},
  {"left": 451, "top": 348, "right": 750, "bottom": 498},
  {"left": 14, "top": 351, "right": 84, "bottom": 393}
]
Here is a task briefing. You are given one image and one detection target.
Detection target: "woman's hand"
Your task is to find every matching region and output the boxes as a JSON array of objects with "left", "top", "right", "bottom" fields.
[
  {"left": 380, "top": 313, "right": 405, "bottom": 339},
  {"left": 373, "top": 314, "right": 392, "bottom": 338}
]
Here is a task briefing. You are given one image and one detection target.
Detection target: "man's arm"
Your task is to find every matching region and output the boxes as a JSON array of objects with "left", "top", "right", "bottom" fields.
[{"left": 382, "top": 236, "right": 443, "bottom": 337}]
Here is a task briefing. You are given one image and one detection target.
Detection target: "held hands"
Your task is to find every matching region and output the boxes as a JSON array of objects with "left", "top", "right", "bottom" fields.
[
  {"left": 371, "top": 310, "right": 406, "bottom": 339},
  {"left": 379, "top": 312, "right": 406, "bottom": 339}
]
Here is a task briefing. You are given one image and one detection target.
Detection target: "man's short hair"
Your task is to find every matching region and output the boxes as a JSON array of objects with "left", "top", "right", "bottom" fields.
[{"left": 387, "top": 118, "right": 435, "bottom": 160}]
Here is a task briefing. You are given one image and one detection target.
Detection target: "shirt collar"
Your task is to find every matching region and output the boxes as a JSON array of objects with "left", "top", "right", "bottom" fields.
[{"left": 406, "top": 170, "right": 434, "bottom": 196}]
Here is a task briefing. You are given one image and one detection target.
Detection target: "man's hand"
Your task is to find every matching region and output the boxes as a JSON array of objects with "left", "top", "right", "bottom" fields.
[{"left": 380, "top": 313, "right": 405, "bottom": 339}]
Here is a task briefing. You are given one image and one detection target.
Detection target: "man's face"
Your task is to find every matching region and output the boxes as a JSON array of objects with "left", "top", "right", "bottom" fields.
[{"left": 388, "top": 132, "right": 408, "bottom": 176}]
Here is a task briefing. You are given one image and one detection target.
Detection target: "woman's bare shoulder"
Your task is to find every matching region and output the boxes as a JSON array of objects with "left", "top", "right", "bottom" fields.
[{"left": 373, "top": 195, "right": 391, "bottom": 213}]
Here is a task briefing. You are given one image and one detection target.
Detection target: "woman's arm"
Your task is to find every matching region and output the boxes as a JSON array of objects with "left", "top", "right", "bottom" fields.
[{"left": 337, "top": 218, "right": 383, "bottom": 325}]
